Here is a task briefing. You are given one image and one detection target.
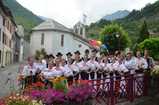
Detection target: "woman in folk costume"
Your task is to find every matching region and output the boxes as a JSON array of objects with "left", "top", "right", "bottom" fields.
[
  {"left": 87, "top": 49, "right": 100, "bottom": 80},
  {"left": 48, "top": 54, "right": 55, "bottom": 65},
  {"left": 21, "top": 57, "right": 37, "bottom": 87},
  {"left": 34, "top": 57, "right": 46, "bottom": 72},
  {"left": 113, "top": 55, "right": 129, "bottom": 97},
  {"left": 124, "top": 50, "right": 137, "bottom": 97},
  {"left": 124, "top": 50, "right": 137, "bottom": 75},
  {"left": 41, "top": 61, "right": 55, "bottom": 79},
  {"left": 63, "top": 52, "right": 74, "bottom": 85},
  {"left": 135, "top": 51, "right": 148, "bottom": 74},
  {"left": 135, "top": 51, "right": 148, "bottom": 96},
  {"left": 52, "top": 57, "right": 65, "bottom": 78},
  {"left": 41, "top": 61, "right": 55, "bottom": 87}
]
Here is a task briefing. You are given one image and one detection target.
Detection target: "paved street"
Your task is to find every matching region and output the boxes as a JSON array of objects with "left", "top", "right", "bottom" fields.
[{"left": 0, "top": 63, "right": 20, "bottom": 97}]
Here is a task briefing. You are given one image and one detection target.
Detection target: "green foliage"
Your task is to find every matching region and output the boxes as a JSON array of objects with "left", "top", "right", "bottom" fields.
[
  {"left": 100, "top": 23, "right": 131, "bottom": 52},
  {"left": 87, "top": 0, "right": 159, "bottom": 46},
  {"left": 137, "top": 20, "right": 150, "bottom": 43},
  {"left": 35, "top": 48, "right": 47, "bottom": 59},
  {"left": 86, "top": 20, "right": 111, "bottom": 40},
  {"left": 3, "top": 0, "right": 43, "bottom": 41},
  {"left": 138, "top": 38, "right": 159, "bottom": 60}
]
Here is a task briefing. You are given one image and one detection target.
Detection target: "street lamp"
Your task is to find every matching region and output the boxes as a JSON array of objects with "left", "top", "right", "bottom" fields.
[
  {"left": 116, "top": 34, "right": 120, "bottom": 50},
  {"left": 116, "top": 34, "right": 120, "bottom": 38}
]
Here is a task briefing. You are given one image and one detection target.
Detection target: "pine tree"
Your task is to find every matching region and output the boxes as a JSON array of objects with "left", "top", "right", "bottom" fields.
[{"left": 137, "top": 20, "right": 150, "bottom": 43}]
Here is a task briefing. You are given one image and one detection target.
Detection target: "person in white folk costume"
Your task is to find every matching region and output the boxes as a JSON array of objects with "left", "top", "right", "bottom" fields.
[
  {"left": 72, "top": 51, "right": 81, "bottom": 80},
  {"left": 135, "top": 51, "right": 148, "bottom": 96},
  {"left": 87, "top": 49, "right": 100, "bottom": 80},
  {"left": 41, "top": 61, "right": 55, "bottom": 87},
  {"left": 113, "top": 54, "right": 129, "bottom": 95},
  {"left": 135, "top": 51, "right": 148, "bottom": 74},
  {"left": 97, "top": 52, "right": 106, "bottom": 79},
  {"left": 80, "top": 49, "right": 90, "bottom": 80},
  {"left": 124, "top": 50, "right": 137, "bottom": 75},
  {"left": 41, "top": 61, "right": 55, "bottom": 79},
  {"left": 63, "top": 52, "right": 74, "bottom": 85},
  {"left": 100, "top": 54, "right": 110, "bottom": 78},
  {"left": 21, "top": 57, "right": 37, "bottom": 87},
  {"left": 34, "top": 57, "right": 46, "bottom": 73},
  {"left": 80, "top": 55, "right": 90, "bottom": 80},
  {"left": 52, "top": 57, "right": 65, "bottom": 77}
]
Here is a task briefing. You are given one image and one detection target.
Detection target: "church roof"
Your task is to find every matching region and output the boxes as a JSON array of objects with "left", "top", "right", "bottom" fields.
[
  {"left": 32, "top": 19, "right": 72, "bottom": 33},
  {"left": 32, "top": 19, "right": 95, "bottom": 49}
]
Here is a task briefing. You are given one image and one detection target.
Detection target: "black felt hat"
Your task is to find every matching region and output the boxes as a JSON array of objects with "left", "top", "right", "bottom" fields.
[
  {"left": 49, "top": 54, "right": 55, "bottom": 59},
  {"left": 56, "top": 52, "right": 63, "bottom": 57},
  {"left": 66, "top": 52, "right": 72, "bottom": 56},
  {"left": 91, "top": 49, "right": 98, "bottom": 53},
  {"left": 85, "top": 49, "right": 89, "bottom": 53},
  {"left": 74, "top": 50, "right": 81, "bottom": 55}
]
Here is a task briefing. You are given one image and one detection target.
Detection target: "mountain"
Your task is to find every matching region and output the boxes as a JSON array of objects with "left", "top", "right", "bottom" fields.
[
  {"left": 39, "top": 16, "right": 49, "bottom": 21},
  {"left": 2, "top": 0, "right": 43, "bottom": 40},
  {"left": 102, "top": 10, "right": 130, "bottom": 21},
  {"left": 87, "top": 0, "right": 159, "bottom": 44}
]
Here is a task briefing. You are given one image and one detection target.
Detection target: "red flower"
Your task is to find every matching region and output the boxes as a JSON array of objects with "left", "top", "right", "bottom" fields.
[{"left": 32, "top": 82, "right": 45, "bottom": 87}]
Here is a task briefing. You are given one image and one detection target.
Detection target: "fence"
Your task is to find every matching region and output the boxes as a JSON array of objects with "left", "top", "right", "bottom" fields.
[
  {"left": 18, "top": 65, "right": 151, "bottom": 105},
  {"left": 88, "top": 73, "right": 149, "bottom": 105}
]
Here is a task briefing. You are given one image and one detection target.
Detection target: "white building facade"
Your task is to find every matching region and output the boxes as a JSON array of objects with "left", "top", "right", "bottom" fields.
[
  {"left": 30, "top": 19, "right": 92, "bottom": 57},
  {"left": 0, "top": 1, "right": 17, "bottom": 67},
  {"left": 0, "top": 13, "right": 3, "bottom": 67}
]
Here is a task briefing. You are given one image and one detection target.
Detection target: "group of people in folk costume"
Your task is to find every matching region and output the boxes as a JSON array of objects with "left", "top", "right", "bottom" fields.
[{"left": 19, "top": 49, "right": 155, "bottom": 91}]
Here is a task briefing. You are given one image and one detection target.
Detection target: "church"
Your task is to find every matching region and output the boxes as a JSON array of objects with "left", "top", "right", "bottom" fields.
[{"left": 30, "top": 19, "right": 93, "bottom": 57}]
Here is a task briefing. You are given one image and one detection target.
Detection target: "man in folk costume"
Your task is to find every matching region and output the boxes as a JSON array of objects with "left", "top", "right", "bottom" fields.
[
  {"left": 82, "top": 49, "right": 90, "bottom": 61},
  {"left": 144, "top": 49, "right": 155, "bottom": 90},
  {"left": 87, "top": 49, "right": 100, "bottom": 80},
  {"left": 97, "top": 52, "right": 106, "bottom": 79},
  {"left": 79, "top": 56, "right": 90, "bottom": 80},
  {"left": 72, "top": 51, "right": 82, "bottom": 83},
  {"left": 56, "top": 52, "right": 64, "bottom": 65},
  {"left": 66, "top": 52, "right": 74, "bottom": 64},
  {"left": 144, "top": 49, "right": 155, "bottom": 70},
  {"left": 64, "top": 53, "right": 74, "bottom": 85},
  {"left": 21, "top": 57, "right": 37, "bottom": 87}
]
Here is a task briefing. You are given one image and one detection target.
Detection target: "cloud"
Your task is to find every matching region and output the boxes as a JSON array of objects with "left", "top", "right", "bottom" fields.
[{"left": 17, "top": 0, "right": 157, "bottom": 27}]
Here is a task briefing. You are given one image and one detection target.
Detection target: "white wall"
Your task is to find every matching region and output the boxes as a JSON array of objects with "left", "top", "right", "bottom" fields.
[
  {"left": 30, "top": 30, "right": 90, "bottom": 58},
  {"left": 0, "top": 14, "right": 3, "bottom": 49},
  {"left": 0, "top": 14, "right": 3, "bottom": 66}
]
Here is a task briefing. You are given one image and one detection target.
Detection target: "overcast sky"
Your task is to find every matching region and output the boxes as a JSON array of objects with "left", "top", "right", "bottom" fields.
[{"left": 16, "top": 0, "right": 157, "bottom": 28}]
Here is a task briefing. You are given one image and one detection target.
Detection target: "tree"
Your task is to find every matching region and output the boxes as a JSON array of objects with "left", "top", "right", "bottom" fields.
[
  {"left": 138, "top": 38, "right": 159, "bottom": 60},
  {"left": 137, "top": 20, "right": 150, "bottom": 43},
  {"left": 100, "top": 23, "right": 131, "bottom": 52}
]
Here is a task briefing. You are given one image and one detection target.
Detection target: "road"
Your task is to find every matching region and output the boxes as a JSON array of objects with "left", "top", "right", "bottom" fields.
[{"left": 0, "top": 63, "right": 20, "bottom": 97}]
